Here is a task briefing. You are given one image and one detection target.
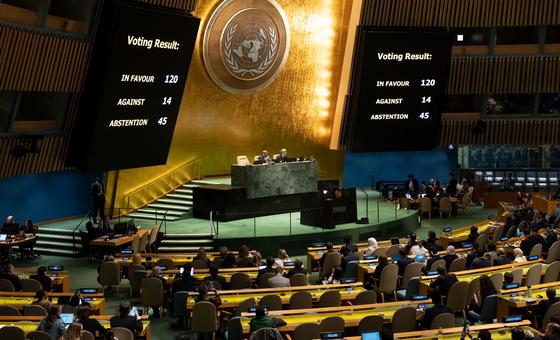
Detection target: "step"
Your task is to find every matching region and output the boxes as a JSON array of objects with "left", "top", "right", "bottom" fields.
[
  {"left": 157, "top": 198, "right": 193, "bottom": 206},
  {"left": 164, "top": 233, "right": 214, "bottom": 239},
  {"left": 37, "top": 227, "right": 79, "bottom": 235},
  {"left": 182, "top": 184, "right": 200, "bottom": 189},
  {"left": 190, "top": 180, "right": 222, "bottom": 185},
  {"left": 173, "top": 189, "right": 193, "bottom": 196},
  {"left": 35, "top": 234, "right": 77, "bottom": 241},
  {"left": 161, "top": 239, "right": 213, "bottom": 245},
  {"left": 157, "top": 246, "right": 213, "bottom": 252},
  {"left": 136, "top": 208, "right": 184, "bottom": 217},
  {"left": 34, "top": 247, "right": 77, "bottom": 256},
  {"left": 35, "top": 240, "right": 82, "bottom": 249},
  {"left": 126, "top": 213, "right": 180, "bottom": 221},
  {"left": 166, "top": 193, "right": 194, "bottom": 202},
  {"left": 147, "top": 203, "right": 191, "bottom": 212}
]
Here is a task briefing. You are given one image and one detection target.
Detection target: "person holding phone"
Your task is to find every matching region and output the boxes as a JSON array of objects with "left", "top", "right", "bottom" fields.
[
  {"left": 249, "top": 306, "right": 276, "bottom": 333},
  {"left": 110, "top": 302, "right": 143, "bottom": 334}
]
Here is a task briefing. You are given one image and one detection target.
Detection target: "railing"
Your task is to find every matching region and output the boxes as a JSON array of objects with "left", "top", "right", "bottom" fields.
[{"left": 122, "top": 158, "right": 202, "bottom": 215}]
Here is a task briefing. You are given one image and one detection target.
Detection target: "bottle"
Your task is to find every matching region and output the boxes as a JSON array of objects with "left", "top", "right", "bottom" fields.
[
  {"left": 527, "top": 285, "right": 532, "bottom": 298},
  {"left": 438, "top": 327, "right": 443, "bottom": 340}
]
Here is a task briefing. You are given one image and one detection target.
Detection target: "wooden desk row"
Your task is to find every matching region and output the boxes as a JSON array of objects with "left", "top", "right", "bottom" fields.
[
  {"left": 90, "top": 229, "right": 150, "bottom": 249},
  {"left": 439, "top": 220, "right": 500, "bottom": 247},
  {"left": 14, "top": 269, "right": 70, "bottom": 293},
  {"left": 497, "top": 280, "right": 560, "bottom": 322},
  {"left": 0, "top": 291, "right": 106, "bottom": 314},
  {"left": 388, "top": 321, "right": 534, "bottom": 340},
  {"left": 0, "top": 315, "right": 150, "bottom": 340}
]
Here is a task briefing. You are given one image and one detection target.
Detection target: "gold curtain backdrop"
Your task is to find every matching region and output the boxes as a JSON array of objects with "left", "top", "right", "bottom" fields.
[{"left": 106, "top": 0, "right": 352, "bottom": 210}]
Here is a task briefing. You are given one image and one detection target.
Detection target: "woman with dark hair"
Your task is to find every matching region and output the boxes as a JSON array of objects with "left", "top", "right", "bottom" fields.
[
  {"left": 372, "top": 256, "right": 389, "bottom": 281},
  {"left": 37, "top": 305, "right": 66, "bottom": 340},
  {"left": 467, "top": 226, "right": 479, "bottom": 244},
  {"left": 61, "top": 322, "right": 83, "bottom": 340},
  {"left": 194, "top": 247, "right": 210, "bottom": 264},
  {"left": 32, "top": 289, "right": 52, "bottom": 311},
  {"left": 30, "top": 266, "right": 52, "bottom": 292},
  {"left": 77, "top": 306, "right": 106, "bottom": 337},
  {"left": 221, "top": 252, "right": 238, "bottom": 268},
  {"left": 238, "top": 245, "right": 250, "bottom": 259},
  {"left": 19, "top": 219, "right": 37, "bottom": 257},
  {"left": 471, "top": 274, "right": 497, "bottom": 314}
]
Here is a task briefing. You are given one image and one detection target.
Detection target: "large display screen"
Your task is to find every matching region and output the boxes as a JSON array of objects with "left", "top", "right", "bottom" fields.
[
  {"left": 348, "top": 28, "right": 451, "bottom": 152},
  {"left": 69, "top": 1, "right": 200, "bottom": 170}
]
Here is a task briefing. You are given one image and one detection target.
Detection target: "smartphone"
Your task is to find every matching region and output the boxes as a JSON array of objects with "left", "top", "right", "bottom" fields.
[
  {"left": 21, "top": 273, "right": 27, "bottom": 279},
  {"left": 129, "top": 306, "right": 138, "bottom": 316},
  {"left": 346, "top": 287, "right": 353, "bottom": 292}
]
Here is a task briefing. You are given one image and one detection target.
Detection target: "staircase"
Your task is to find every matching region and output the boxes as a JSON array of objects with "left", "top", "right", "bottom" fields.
[
  {"left": 157, "top": 233, "right": 214, "bottom": 253},
  {"left": 34, "top": 227, "right": 82, "bottom": 256},
  {"left": 126, "top": 179, "right": 213, "bottom": 221}
]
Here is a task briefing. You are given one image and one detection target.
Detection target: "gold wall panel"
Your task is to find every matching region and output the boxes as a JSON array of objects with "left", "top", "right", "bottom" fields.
[{"left": 107, "top": 0, "right": 351, "bottom": 209}]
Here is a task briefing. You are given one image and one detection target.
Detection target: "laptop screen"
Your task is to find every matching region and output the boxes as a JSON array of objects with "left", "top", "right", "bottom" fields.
[
  {"left": 60, "top": 313, "right": 74, "bottom": 325},
  {"left": 321, "top": 332, "right": 344, "bottom": 339},
  {"left": 415, "top": 255, "right": 426, "bottom": 262},
  {"left": 362, "top": 331, "right": 380, "bottom": 340},
  {"left": 0, "top": 234, "right": 6, "bottom": 241}
]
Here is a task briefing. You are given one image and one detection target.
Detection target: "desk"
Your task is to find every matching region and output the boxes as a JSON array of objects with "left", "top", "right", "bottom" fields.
[
  {"left": 115, "top": 253, "right": 217, "bottom": 269},
  {"left": 186, "top": 283, "right": 365, "bottom": 310},
  {"left": 0, "top": 296, "right": 105, "bottom": 314},
  {"left": 533, "top": 195, "right": 560, "bottom": 215},
  {"left": 439, "top": 220, "right": 501, "bottom": 247},
  {"left": 14, "top": 269, "right": 70, "bottom": 292},
  {"left": 0, "top": 316, "right": 150, "bottom": 339},
  {"left": 231, "top": 160, "right": 317, "bottom": 199},
  {"left": 238, "top": 300, "right": 430, "bottom": 334},
  {"left": 497, "top": 281, "right": 560, "bottom": 321},
  {"left": 418, "top": 259, "right": 545, "bottom": 294},
  {"left": 90, "top": 230, "right": 148, "bottom": 250},
  {"left": 0, "top": 234, "right": 36, "bottom": 260}
]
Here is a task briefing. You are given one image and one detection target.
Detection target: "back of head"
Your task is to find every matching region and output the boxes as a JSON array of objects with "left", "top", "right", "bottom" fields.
[
  {"left": 367, "top": 237, "right": 377, "bottom": 248},
  {"left": 294, "top": 258, "right": 303, "bottom": 268},
  {"left": 77, "top": 306, "right": 90, "bottom": 320},
  {"left": 208, "top": 264, "right": 218, "bottom": 276},
  {"left": 325, "top": 242, "right": 333, "bottom": 250},
  {"left": 514, "top": 248, "right": 523, "bottom": 257},
  {"left": 447, "top": 245, "right": 455, "bottom": 255},
  {"left": 378, "top": 256, "right": 388, "bottom": 266},
  {"left": 511, "top": 328, "right": 525, "bottom": 340},
  {"left": 547, "top": 323, "right": 560, "bottom": 336},
  {"left": 266, "top": 256, "right": 275, "bottom": 267},
  {"left": 504, "top": 272, "right": 513, "bottom": 284},
  {"left": 399, "top": 248, "right": 408, "bottom": 257},
  {"left": 37, "top": 266, "right": 47, "bottom": 276},
  {"left": 219, "top": 246, "right": 228, "bottom": 257},
  {"left": 255, "top": 306, "right": 266, "bottom": 317},
  {"left": 35, "top": 289, "right": 46, "bottom": 300},
  {"left": 344, "top": 235, "right": 352, "bottom": 244},
  {"left": 274, "top": 266, "right": 284, "bottom": 275},
  {"left": 198, "top": 284, "right": 208, "bottom": 296},
  {"left": 239, "top": 245, "right": 250, "bottom": 258},
  {"left": 477, "top": 329, "right": 491, "bottom": 340},
  {"left": 470, "top": 226, "right": 478, "bottom": 233},
  {"left": 48, "top": 305, "right": 60, "bottom": 320},
  {"left": 436, "top": 266, "right": 446, "bottom": 275},
  {"left": 119, "top": 302, "right": 131, "bottom": 317},
  {"left": 152, "top": 266, "right": 161, "bottom": 275},
  {"left": 340, "top": 245, "right": 349, "bottom": 257},
  {"left": 547, "top": 287, "right": 557, "bottom": 300},
  {"left": 428, "top": 231, "right": 436, "bottom": 239},
  {"left": 182, "top": 264, "right": 192, "bottom": 279}
]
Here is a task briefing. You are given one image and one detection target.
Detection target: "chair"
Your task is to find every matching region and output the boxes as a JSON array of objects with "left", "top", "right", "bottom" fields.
[
  {"left": 468, "top": 294, "right": 498, "bottom": 323},
  {"left": 384, "top": 245, "right": 400, "bottom": 258},
  {"left": 230, "top": 273, "right": 251, "bottom": 289},
  {"left": 474, "top": 233, "right": 489, "bottom": 252},
  {"left": 290, "top": 273, "right": 309, "bottom": 286},
  {"left": 258, "top": 272, "right": 276, "bottom": 288},
  {"left": 374, "top": 263, "right": 398, "bottom": 302},
  {"left": 321, "top": 252, "right": 341, "bottom": 279},
  {"left": 289, "top": 291, "right": 312, "bottom": 309},
  {"left": 130, "top": 235, "right": 140, "bottom": 254},
  {"left": 439, "top": 197, "right": 452, "bottom": 218},
  {"left": 128, "top": 263, "right": 145, "bottom": 282},
  {"left": 430, "top": 312, "right": 455, "bottom": 329},
  {"left": 141, "top": 277, "right": 164, "bottom": 317},
  {"left": 391, "top": 306, "right": 416, "bottom": 332},
  {"left": 238, "top": 297, "right": 256, "bottom": 315},
  {"left": 111, "top": 327, "right": 134, "bottom": 340},
  {"left": 192, "top": 259, "right": 208, "bottom": 269},
  {"left": 138, "top": 232, "right": 149, "bottom": 253},
  {"left": 457, "top": 193, "right": 471, "bottom": 214},
  {"left": 156, "top": 258, "right": 175, "bottom": 268},
  {"left": 21, "top": 279, "right": 42, "bottom": 292},
  {"left": 192, "top": 301, "right": 218, "bottom": 337},
  {"left": 445, "top": 281, "right": 469, "bottom": 318},
  {"left": 259, "top": 294, "right": 283, "bottom": 311},
  {"left": 358, "top": 315, "right": 384, "bottom": 334},
  {"left": 492, "top": 225, "right": 504, "bottom": 244},
  {"left": 467, "top": 277, "right": 480, "bottom": 306},
  {"left": 510, "top": 268, "right": 523, "bottom": 284},
  {"left": 25, "top": 331, "right": 50, "bottom": 340},
  {"left": 227, "top": 317, "right": 244, "bottom": 340},
  {"left": 23, "top": 304, "right": 47, "bottom": 316},
  {"left": 354, "top": 290, "right": 377, "bottom": 305},
  {"left": 420, "top": 197, "right": 432, "bottom": 219},
  {"left": 524, "top": 264, "right": 542, "bottom": 286},
  {"left": 0, "top": 305, "right": 21, "bottom": 316},
  {"left": 506, "top": 225, "right": 518, "bottom": 239},
  {"left": 147, "top": 225, "right": 160, "bottom": 252},
  {"left": 543, "top": 302, "right": 560, "bottom": 327},
  {"left": 320, "top": 316, "right": 345, "bottom": 333},
  {"left": 429, "top": 259, "right": 446, "bottom": 272},
  {"left": 250, "top": 327, "right": 283, "bottom": 340},
  {"left": 81, "top": 331, "right": 95, "bottom": 340},
  {"left": 343, "top": 260, "right": 359, "bottom": 279},
  {"left": 372, "top": 248, "right": 387, "bottom": 257},
  {"left": 172, "top": 291, "right": 188, "bottom": 320},
  {"left": 400, "top": 262, "right": 423, "bottom": 289},
  {"left": 293, "top": 323, "right": 321, "bottom": 340},
  {"left": 99, "top": 262, "right": 121, "bottom": 293},
  {"left": 0, "top": 278, "right": 15, "bottom": 292},
  {"left": 449, "top": 257, "right": 466, "bottom": 273},
  {"left": 319, "top": 290, "right": 341, "bottom": 308},
  {"left": 130, "top": 269, "right": 147, "bottom": 297},
  {"left": 543, "top": 261, "right": 560, "bottom": 283},
  {"left": 529, "top": 244, "right": 543, "bottom": 258},
  {"left": 0, "top": 326, "right": 24, "bottom": 340},
  {"left": 489, "top": 272, "right": 504, "bottom": 291},
  {"left": 399, "top": 198, "right": 410, "bottom": 210},
  {"left": 397, "top": 276, "right": 421, "bottom": 300},
  {"left": 546, "top": 241, "right": 560, "bottom": 264}
]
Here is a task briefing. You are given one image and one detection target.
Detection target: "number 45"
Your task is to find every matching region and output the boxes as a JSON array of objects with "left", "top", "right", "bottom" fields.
[
  {"left": 158, "top": 117, "right": 168, "bottom": 126},
  {"left": 419, "top": 112, "right": 430, "bottom": 119}
]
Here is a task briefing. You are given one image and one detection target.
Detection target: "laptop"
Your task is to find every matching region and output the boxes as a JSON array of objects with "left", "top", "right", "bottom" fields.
[
  {"left": 390, "top": 237, "right": 399, "bottom": 245},
  {"left": 0, "top": 234, "right": 6, "bottom": 241},
  {"left": 415, "top": 254, "right": 426, "bottom": 263},
  {"left": 362, "top": 331, "right": 380, "bottom": 340},
  {"left": 60, "top": 313, "right": 74, "bottom": 325}
]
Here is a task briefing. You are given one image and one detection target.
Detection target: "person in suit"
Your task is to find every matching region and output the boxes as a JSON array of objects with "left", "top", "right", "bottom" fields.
[
  {"left": 275, "top": 148, "right": 289, "bottom": 163},
  {"left": 442, "top": 246, "right": 458, "bottom": 270},
  {"left": 110, "top": 302, "right": 143, "bottom": 334},
  {"left": 0, "top": 263, "right": 22, "bottom": 291},
  {"left": 520, "top": 228, "right": 546, "bottom": 256},
  {"left": 396, "top": 248, "right": 414, "bottom": 276},
  {"left": 2, "top": 215, "right": 19, "bottom": 235},
  {"left": 203, "top": 264, "right": 227, "bottom": 290},
  {"left": 535, "top": 288, "right": 560, "bottom": 327},
  {"left": 405, "top": 174, "right": 419, "bottom": 196},
  {"left": 30, "top": 266, "right": 52, "bottom": 292},
  {"left": 470, "top": 250, "right": 491, "bottom": 269},
  {"left": 340, "top": 246, "right": 359, "bottom": 273},
  {"left": 194, "top": 284, "right": 222, "bottom": 306},
  {"left": 255, "top": 150, "right": 272, "bottom": 164},
  {"left": 429, "top": 267, "right": 458, "bottom": 296},
  {"left": 90, "top": 177, "right": 106, "bottom": 223},
  {"left": 465, "top": 243, "right": 479, "bottom": 268},
  {"left": 256, "top": 256, "right": 276, "bottom": 284},
  {"left": 424, "top": 248, "right": 442, "bottom": 274},
  {"left": 446, "top": 173, "right": 458, "bottom": 196},
  {"left": 77, "top": 306, "right": 106, "bottom": 338},
  {"left": 493, "top": 248, "right": 512, "bottom": 266},
  {"left": 545, "top": 225, "right": 558, "bottom": 249},
  {"left": 467, "top": 226, "right": 479, "bottom": 244},
  {"left": 268, "top": 267, "right": 290, "bottom": 288},
  {"left": 420, "top": 291, "right": 452, "bottom": 329},
  {"left": 286, "top": 258, "right": 307, "bottom": 278}
]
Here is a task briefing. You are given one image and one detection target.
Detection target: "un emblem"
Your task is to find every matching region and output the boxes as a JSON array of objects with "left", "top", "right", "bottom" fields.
[{"left": 203, "top": 0, "right": 290, "bottom": 94}]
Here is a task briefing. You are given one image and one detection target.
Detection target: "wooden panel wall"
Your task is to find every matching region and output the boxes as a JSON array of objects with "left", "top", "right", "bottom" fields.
[
  {"left": 440, "top": 120, "right": 560, "bottom": 146},
  {"left": 142, "top": 0, "right": 197, "bottom": 12},
  {"left": 0, "top": 24, "right": 89, "bottom": 92},
  {"left": 448, "top": 55, "right": 560, "bottom": 94},
  {"left": 361, "top": 0, "right": 560, "bottom": 27}
]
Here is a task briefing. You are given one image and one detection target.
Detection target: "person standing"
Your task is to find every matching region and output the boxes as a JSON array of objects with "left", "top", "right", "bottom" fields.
[
  {"left": 405, "top": 174, "right": 419, "bottom": 196},
  {"left": 446, "top": 173, "right": 458, "bottom": 197},
  {"left": 90, "top": 177, "right": 106, "bottom": 223}
]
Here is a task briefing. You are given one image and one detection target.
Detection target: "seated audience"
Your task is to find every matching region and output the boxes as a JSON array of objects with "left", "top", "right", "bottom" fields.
[
  {"left": 396, "top": 248, "right": 414, "bottom": 275},
  {"left": 484, "top": 242, "right": 498, "bottom": 263},
  {"left": 30, "top": 266, "right": 52, "bottom": 292},
  {"left": 249, "top": 306, "right": 276, "bottom": 333},
  {"left": 274, "top": 249, "right": 291, "bottom": 267},
  {"left": 0, "top": 263, "right": 22, "bottom": 291},
  {"left": 406, "top": 233, "right": 419, "bottom": 253},
  {"left": 534, "top": 288, "right": 560, "bottom": 327},
  {"left": 96, "top": 255, "right": 116, "bottom": 286},
  {"left": 341, "top": 246, "right": 359, "bottom": 273},
  {"left": 429, "top": 267, "right": 458, "bottom": 296},
  {"left": 237, "top": 245, "right": 253, "bottom": 266},
  {"left": 364, "top": 237, "right": 378, "bottom": 256},
  {"left": 203, "top": 264, "right": 227, "bottom": 290},
  {"left": 320, "top": 242, "right": 336, "bottom": 268},
  {"left": 546, "top": 225, "right": 558, "bottom": 249},
  {"left": 286, "top": 258, "right": 307, "bottom": 278},
  {"left": 465, "top": 243, "right": 480, "bottom": 269},
  {"left": 420, "top": 291, "right": 452, "bottom": 329},
  {"left": 37, "top": 305, "right": 66, "bottom": 340},
  {"left": 513, "top": 248, "right": 527, "bottom": 263},
  {"left": 410, "top": 240, "right": 429, "bottom": 256},
  {"left": 194, "top": 284, "right": 221, "bottom": 306},
  {"left": 502, "top": 272, "right": 515, "bottom": 289},
  {"left": 470, "top": 250, "right": 491, "bottom": 269},
  {"left": 194, "top": 247, "right": 211, "bottom": 266},
  {"left": 77, "top": 306, "right": 106, "bottom": 337},
  {"left": 442, "top": 245, "right": 458, "bottom": 270},
  {"left": 252, "top": 251, "right": 263, "bottom": 267},
  {"left": 147, "top": 266, "right": 168, "bottom": 317},
  {"left": 426, "top": 231, "right": 443, "bottom": 252},
  {"left": 70, "top": 289, "right": 89, "bottom": 308},
  {"left": 425, "top": 248, "right": 442, "bottom": 273},
  {"left": 470, "top": 274, "right": 497, "bottom": 316},
  {"left": 342, "top": 235, "right": 358, "bottom": 253},
  {"left": 32, "top": 289, "right": 52, "bottom": 311},
  {"left": 520, "top": 228, "right": 546, "bottom": 256},
  {"left": 372, "top": 256, "right": 389, "bottom": 281},
  {"left": 493, "top": 248, "right": 512, "bottom": 266},
  {"left": 221, "top": 252, "right": 238, "bottom": 268},
  {"left": 61, "top": 323, "right": 83, "bottom": 340},
  {"left": 213, "top": 246, "right": 229, "bottom": 268},
  {"left": 173, "top": 264, "right": 197, "bottom": 293},
  {"left": 2, "top": 215, "right": 19, "bottom": 235},
  {"left": 467, "top": 226, "right": 479, "bottom": 244},
  {"left": 327, "top": 266, "right": 343, "bottom": 284},
  {"left": 256, "top": 256, "right": 276, "bottom": 284},
  {"left": 110, "top": 302, "right": 143, "bottom": 334},
  {"left": 268, "top": 267, "right": 290, "bottom": 288}
]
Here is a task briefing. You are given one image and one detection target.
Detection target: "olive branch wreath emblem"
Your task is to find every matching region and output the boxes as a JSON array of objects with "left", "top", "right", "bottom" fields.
[{"left": 223, "top": 24, "right": 278, "bottom": 77}]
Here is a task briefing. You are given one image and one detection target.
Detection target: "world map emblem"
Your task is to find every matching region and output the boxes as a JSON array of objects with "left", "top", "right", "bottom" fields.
[{"left": 203, "top": 0, "right": 290, "bottom": 94}]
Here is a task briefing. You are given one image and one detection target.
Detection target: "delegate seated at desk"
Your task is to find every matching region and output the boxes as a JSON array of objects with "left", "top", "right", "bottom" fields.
[
  {"left": 275, "top": 148, "right": 288, "bottom": 163},
  {"left": 2, "top": 215, "right": 20, "bottom": 235},
  {"left": 255, "top": 150, "right": 272, "bottom": 164}
]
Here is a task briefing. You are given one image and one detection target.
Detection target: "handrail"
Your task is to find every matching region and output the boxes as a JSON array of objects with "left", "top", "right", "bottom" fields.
[
  {"left": 71, "top": 212, "right": 91, "bottom": 255},
  {"left": 122, "top": 158, "right": 202, "bottom": 215}
]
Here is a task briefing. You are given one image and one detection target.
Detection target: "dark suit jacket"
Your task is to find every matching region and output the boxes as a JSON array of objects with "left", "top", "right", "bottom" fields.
[
  {"left": 442, "top": 254, "right": 458, "bottom": 270},
  {"left": 276, "top": 155, "right": 288, "bottom": 163},
  {"left": 110, "top": 316, "right": 143, "bottom": 333},
  {"left": 493, "top": 255, "right": 512, "bottom": 266},
  {"left": 286, "top": 267, "right": 308, "bottom": 278},
  {"left": 172, "top": 276, "right": 197, "bottom": 294},
  {"left": 429, "top": 273, "right": 458, "bottom": 295},
  {"left": 80, "top": 317, "right": 106, "bottom": 336},
  {"left": 520, "top": 234, "right": 546, "bottom": 256},
  {"left": 256, "top": 266, "right": 275, "bottom": 283},
  {"left": 341, "top": 253, "right": 360, "bottom": 272},
  {"left": 203, "top": 275, "right": 227, "bottom": 290},
  {"left": 396, "top": 256, "right": 414, "bottom": 276},
  {"left": 1, "top": 223, "right": 19, "bottom": 235},
  {"left": 420, "top": 305, "right": 453, "bottom": 329}
]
